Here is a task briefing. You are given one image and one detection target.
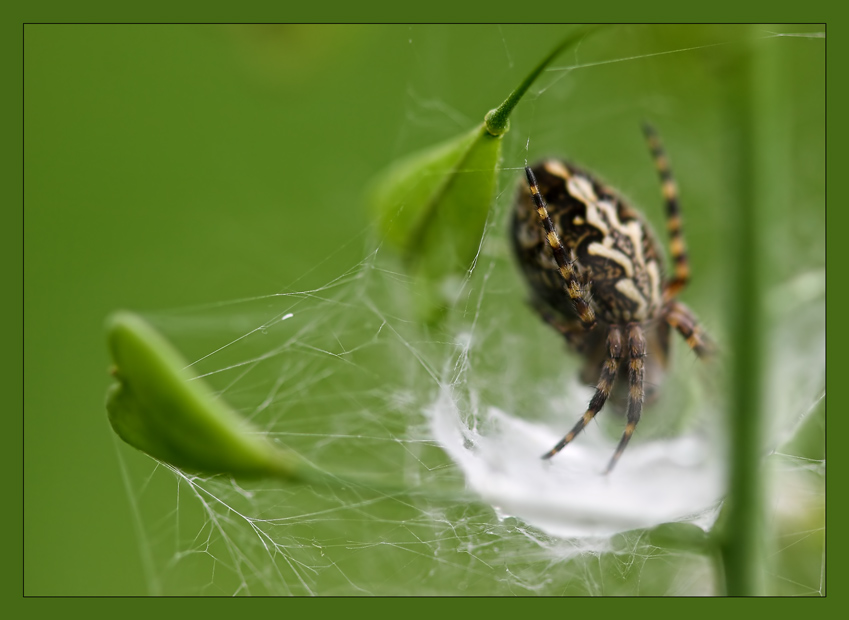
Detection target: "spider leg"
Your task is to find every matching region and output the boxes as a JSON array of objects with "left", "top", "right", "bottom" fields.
[
  {"left": 642, "top": 123, "right": 690, "bottom": 301},
  {"left": 663, "top": 300, "right": 714, "bottom": 358},
  {"left": 605, "top": 323, "right": 647, "bottom": 474},
  {"left": 542, "top": 325, "right": 622, "bottom": 459},
  {"left": 525, "top": 166, "right": 597, "bottom": 330}
]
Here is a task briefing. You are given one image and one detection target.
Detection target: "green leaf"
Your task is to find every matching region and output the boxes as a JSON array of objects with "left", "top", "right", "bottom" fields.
[
  {"left": 370, "top": 123, "right": 502, "bottom": 316},
  {"left": 369, "top": 124, "right": 488, "bottom": 254},
  {"left": 106, "top": 311, "right": 302, "bottom": 479}
]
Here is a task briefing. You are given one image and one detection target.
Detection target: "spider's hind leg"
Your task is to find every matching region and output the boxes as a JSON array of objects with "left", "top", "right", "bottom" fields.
[
  {"left": 543, "top": 325, "right": 623, "bottom": 460},
  {"left": 605, "top": 323, "right": 647, "bottom": 474}
]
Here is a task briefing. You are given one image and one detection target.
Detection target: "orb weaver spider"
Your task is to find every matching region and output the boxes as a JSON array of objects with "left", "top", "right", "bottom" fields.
[{"left": 511, "top": 123, "right": 713, "bottom": 473}]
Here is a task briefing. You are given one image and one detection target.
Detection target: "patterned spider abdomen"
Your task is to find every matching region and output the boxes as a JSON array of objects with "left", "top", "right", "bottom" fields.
[{"left": 512, "top": 160, "right": 664, "bottom": 327}]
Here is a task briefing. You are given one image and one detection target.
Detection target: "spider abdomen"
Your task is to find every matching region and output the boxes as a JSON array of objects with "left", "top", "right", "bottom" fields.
[{"left": 512, "top": 159, "right": 664, "bottom": 325}]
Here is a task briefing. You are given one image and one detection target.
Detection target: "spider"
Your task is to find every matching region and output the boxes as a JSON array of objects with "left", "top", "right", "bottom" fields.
[{"left": 511, "top": 123, "right": 712, "bottom": 473}]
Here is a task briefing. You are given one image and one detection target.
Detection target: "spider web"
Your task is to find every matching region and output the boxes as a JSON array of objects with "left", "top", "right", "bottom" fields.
[{"left": 114, "top": 25, "right": 825, "bottom": 596}]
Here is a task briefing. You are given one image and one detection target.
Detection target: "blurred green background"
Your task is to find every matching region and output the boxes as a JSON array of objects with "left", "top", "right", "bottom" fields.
[{"left": 24, "top": 25, "right": 824, "bottom": 595}]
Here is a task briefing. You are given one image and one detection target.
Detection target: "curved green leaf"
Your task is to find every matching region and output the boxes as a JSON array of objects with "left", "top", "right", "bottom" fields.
[{"left": 106, "top": 311, "right": 302, "bottom": 479}]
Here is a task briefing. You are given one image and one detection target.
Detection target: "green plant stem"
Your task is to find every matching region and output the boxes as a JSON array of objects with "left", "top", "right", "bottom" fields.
[
  {"left": 716, "top": 27, "right": 769, "bottom": 596},
  {"left": 484, "top": 25, "right": 601, "bottom": 136}
]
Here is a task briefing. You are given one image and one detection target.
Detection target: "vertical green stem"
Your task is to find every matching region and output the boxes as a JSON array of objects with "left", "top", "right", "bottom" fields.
[{"left": 718, "top": 26, "right": 772, "bottom": 596}]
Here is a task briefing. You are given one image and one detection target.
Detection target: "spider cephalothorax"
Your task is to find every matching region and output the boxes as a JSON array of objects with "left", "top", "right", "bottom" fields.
[{"left": 512, "top": 124, "right": 712, "bottom": 473}]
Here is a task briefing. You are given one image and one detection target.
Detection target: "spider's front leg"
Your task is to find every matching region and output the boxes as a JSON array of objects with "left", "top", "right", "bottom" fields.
[
  {"left": 525, "top": 166, "right": 596, "bottom": 330},
  {"left": 542, "top": 325, "right": 623, "bottom": 459},
  {"left": 604, "top": 323, "right": 647, "bottom": 474}
]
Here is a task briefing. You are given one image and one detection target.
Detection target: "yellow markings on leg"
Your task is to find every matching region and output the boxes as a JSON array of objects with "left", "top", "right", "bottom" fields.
[
  {"left": 599, "top": 363, "right": 616, "bottom": 391},
  {"left": 666, "top": 313, "right": 682, "bottom": 331},
  {"left": 662, "top": 179, "right": 678, "bottom": 201},
  {"left": 664, "top": 301, "right": 713, "bottom": 358},
  {"left": 667, "top": 214, "right": 682, "bottom": 234},
  {"left": 568, "top": 280, "right": 582, "bottom": 298},
  {"left": 578, "top": 307, "right": 596, "bottom": 327},
  {"left": 687, "top": 333, "right": 701, "bottom": 350},
  {"left": 670, "top": 236, "right": 685, "bottom": 258}
]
